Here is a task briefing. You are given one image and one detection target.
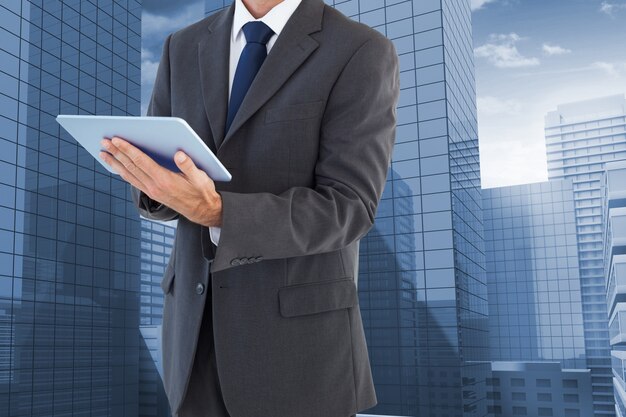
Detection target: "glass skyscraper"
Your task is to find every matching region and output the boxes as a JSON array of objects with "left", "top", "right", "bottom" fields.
[
  {"left": 602, "top": 161, "right": 626, "bottom": 417},
  {"left": 205, "top": 1, "right": 489, "bottom": 416},
  {"left": 483, "top": 180, "right": 586, "bottom": 368},
  {"left": 0, "top": 1, "right": 142, "bottom": 416},
  {"left": 487, "top": 361, "right": 593, "bottom": 417},
  {"left": 138, "top": 219, "right": 175, "bottom": 417},
  {"left": 321, "top": 0, "right": 490, "bottom": 415},
  {"left": 546, "top": 94, "right": 626, "bottom": 417},
  {"left": 482, "top": 180, "right": 594, "bottom": 416},
  {"left": 343, "top": 1, "right": 489, "bottom": 415},
  {"left": 139, "top": 219, "right": 174, "bottom": 327}
]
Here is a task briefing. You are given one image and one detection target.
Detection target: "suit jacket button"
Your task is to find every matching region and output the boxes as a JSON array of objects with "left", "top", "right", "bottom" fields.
[
  {"left": 255, "top": 256, "right": 263, "bottom": 262},
  {"left": 240, "top": 257, "right": 248, "bottom": 264},
  {"left": 230, "top": 259, "right": 239, "bottom": 266},
  {"left": 196, "top": 283, "right": 205, "bottom": 295},
  {"left": 247, "top": 257, "right": 256, "bottom": 263}
]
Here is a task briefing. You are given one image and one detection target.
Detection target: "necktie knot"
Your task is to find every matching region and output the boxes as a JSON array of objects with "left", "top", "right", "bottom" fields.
[{"left": 242, "top": 21, "right": 274, "bottom": 45}]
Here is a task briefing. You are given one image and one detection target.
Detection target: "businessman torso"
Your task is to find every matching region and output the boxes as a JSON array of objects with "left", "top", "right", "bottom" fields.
[
  {"left": 131, "top": 0, "right": 400, "bottom": 416},
  {"left": 208, "top": 0, "right": 302, "bottom": 245}
]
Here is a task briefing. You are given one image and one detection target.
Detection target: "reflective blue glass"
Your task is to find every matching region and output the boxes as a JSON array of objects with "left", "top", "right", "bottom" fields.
[
  {"left": 546, "top": 96, "right": 626, "bottom": 417},
  {"left": 0, "top": 0, "right": 144, "bottom": 415}
]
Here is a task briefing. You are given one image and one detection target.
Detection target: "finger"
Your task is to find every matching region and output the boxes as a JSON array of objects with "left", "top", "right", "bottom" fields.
[
  {"left": 109, "top": 136, "right": 165, "bottom": 180},
  {"left": 100, "top": 150, "right": 146, "bottom": 190},
  {"left": 174, "top": 151, "right": 207, "bottom": 184},
  {"left": 99, "top": 151, "right": 148, "bottom": 192},
  {"left": 102, "top": 137, "right": 158, "bottom": 190}
]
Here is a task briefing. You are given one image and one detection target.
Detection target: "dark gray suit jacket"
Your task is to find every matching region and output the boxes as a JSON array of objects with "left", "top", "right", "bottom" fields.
[{"left": 130, "top": 0, "right": 399, "bottom": 415}]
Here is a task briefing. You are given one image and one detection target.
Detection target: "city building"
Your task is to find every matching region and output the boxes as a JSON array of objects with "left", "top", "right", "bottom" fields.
[
  {"left": 139, "top": 325, "right": 170, "bottom": 417},
  {"left": 0, "top": 1, "right": 142, "bottom": 416},
  {"left": 205, "top": 0, "right": 489, "bottom": 416},
  {"left": 488, "top": 361, "right": 593, "bottom": 417},
  {"left": 602, "top": 160, "right": 626, "bottom": 417},
  {"left": 139, "top": 219, "right": 175, "bottom": 327},
  {"left": 483, "top": 180, "right": 586, "bottom": 368},
  {"left": 546, "top": 94, "right": 626, "bottom": 416},
  {"left": 139, "top": 219, "right": 176, "bottom": 417},
  {"left": 482, "top": 180, "right": 593, "bottom": 413}
]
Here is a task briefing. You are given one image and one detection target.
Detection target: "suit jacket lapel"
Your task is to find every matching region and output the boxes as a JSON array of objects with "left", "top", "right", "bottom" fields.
[
  {"left": 197, "top": 2, "right": 234, "bottom": 152},
  {"left": 198, "top": 0, "right": 325, "bottom": 152}
]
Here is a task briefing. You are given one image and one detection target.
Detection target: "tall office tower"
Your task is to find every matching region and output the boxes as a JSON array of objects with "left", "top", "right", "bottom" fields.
[
  {"left": 483, "top": 180, "right": 585, "bottom": 368},
  {"left": 483, "top": 180, "right": 594, "bottom": 415},
  {"left": 138, "top": 219, "right": 175, "bottom": 417},
  {"left": 139, "top": 220, "right": 175, "bottom": 327},
  {"left": 488, "top": 362, "right": 593, "bottom": 417},
  {"left": 602, "top": 161, "right": 626, "bottom": 417},
  {"left": 0, "top": 1, "right": 142, "bottom": 416},
  {"left": 203, "top": 0, "right": 488, "bottom": 415},
  {"left": 546, "top": 94, "right": 626, "bottom": 417}
]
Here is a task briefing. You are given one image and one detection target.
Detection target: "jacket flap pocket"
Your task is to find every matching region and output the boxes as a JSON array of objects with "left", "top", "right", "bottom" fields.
[
  {"left": 278, "top": 278, "right": 357, "bottom": 318},
  {"left": 265, "top": 100, "right": 324, "bottom": 124},
  {"left": 160, "top": 264, "right": 175, "bottom": 294}
]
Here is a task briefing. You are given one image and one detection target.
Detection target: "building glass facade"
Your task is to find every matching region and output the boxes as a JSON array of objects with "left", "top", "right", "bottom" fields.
[
  {"left": 602, "top": 161, "right": 626, "bottom": 417},
  {"left": 138, "top": 219, "right": 175, "bottom": 417},
  {"left": 139, "top": 219, "right": 174, "bottom": 327},
  {"left": 487, "top": 361, "right": 593, "bottom": 417},
  {"left": 483, "top": 180, "right": 586, "bottom": 368},
  {"left": 483, "top": 180, "right": 595, "bottom": 415},
  {"left": 546, "top": 94, "right": 626, "bottom": 417},
  {"left": 0, "top": 0, "right": 142, "bottom": 416},
  {"left": 207, "top": 0, "right": 489, "bottom": 416}
]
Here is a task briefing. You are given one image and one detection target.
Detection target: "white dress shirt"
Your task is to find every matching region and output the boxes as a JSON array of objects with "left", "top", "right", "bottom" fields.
[{"left": 209, "top": 0, "right": 302, "bottom": 246}]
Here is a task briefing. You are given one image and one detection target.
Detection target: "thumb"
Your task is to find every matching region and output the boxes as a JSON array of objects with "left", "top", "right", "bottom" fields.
[{"left": 174, "top": 151, "right": 200, "bottom": 179}]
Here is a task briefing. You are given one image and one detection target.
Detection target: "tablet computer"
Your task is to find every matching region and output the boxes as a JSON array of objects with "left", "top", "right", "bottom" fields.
[{"left": 56, "top": 115, "right": 232, "bottom": 182}]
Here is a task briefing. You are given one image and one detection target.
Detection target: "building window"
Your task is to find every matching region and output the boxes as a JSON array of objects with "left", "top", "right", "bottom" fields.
[
  {"left": 487, "top": 377, "right": 500, "bottom": 386},
  {"left": 511, "top": 378, "right": 525, "bottom": 387},
  {"left": 488, "top": 405, "right": 502, "bottom": 415},
  {"left": 537, "top": 392, "right": 552, "bottom": 401},
  {"left": 563, "top": 379, "right": 578, "bottom": 388},
  {"left": 512, "top": 392, "right": 526, "bottom": 401},
  {"left": 536, "top": 378, "right": 551, "bottom": 387},
  {"left": 487, "top": 391, "right": 501, "bottom": 400},
  {"left": 564, "top": 393, "right": 579, "bottom": 403},
  {"left": 513, "top": 406, "right": 527, "bottom": 415}
]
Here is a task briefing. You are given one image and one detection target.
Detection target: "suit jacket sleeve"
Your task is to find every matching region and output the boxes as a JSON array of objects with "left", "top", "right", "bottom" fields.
[
  {"left": 129, "top": 33, "right": 180, "bottom": 222},
  {"left": 211, "top": 34, "right": 400, "bottom": 273}
]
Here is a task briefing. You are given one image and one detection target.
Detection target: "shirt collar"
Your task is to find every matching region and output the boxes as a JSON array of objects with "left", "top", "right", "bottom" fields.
[{"left": 232, "top": 0, "right": 301, "bottom": 43}]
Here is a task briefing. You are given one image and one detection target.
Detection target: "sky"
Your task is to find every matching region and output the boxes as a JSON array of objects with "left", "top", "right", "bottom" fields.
[
  {"left": 141, "top": 0, "right": 205, "bottom": 116},
  {"left": 141, "top": 0, "right": 626, "bottom": 189},
  {"left": 472, "top": 0, "right": 626, "bottom": 188}
]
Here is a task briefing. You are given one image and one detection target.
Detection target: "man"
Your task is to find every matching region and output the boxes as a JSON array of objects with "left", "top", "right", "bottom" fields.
[{"left": 99, "top": 0, "right": 399, "bottom": 415}]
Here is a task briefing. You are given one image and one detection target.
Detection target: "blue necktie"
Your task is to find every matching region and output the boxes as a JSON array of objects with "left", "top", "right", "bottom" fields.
[{"left": 226, "top": 21, "right": 275, "bottom": 134}]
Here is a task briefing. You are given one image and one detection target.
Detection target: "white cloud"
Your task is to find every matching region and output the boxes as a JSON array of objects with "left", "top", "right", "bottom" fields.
[
  {"left": 471, "top": 0, "right": 498, "bottom": 11},
  {"left": 474, "top": 33, "right": 540, "bottom": 68},
  {"left": 141, "top": 49, "right": 159, "bottom": 87},
  {"left": 141, "top": 1, "right": 204, "bottom": 116},
  {"left": 142, "top": 1, "right": 205, "bottom": 38},
  {"left": 480, "top": 139, "right": 548, "bottom": 189},
  {"left": 542, "top": 43, "right": 572, "bottom": 56},
  {"left": 141, "top": 49, "right": 160, "bottom": 116},
  {"left": 591, "top": 61, "right": 626, "bottom": 77},
  {"left": 600, "top": 1, "right": 626, "bottom": 16},
  {"left": 477, "top": 96, "right": 523, "bottom": 116}
]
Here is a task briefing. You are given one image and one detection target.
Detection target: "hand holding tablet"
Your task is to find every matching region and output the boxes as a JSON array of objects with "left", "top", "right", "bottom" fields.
[
  {"left": 56, "top": 114, "right": 229, "bottom": 227},
  {"left": 56, "top": 115, "right": 232, "bottom": 182}
]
